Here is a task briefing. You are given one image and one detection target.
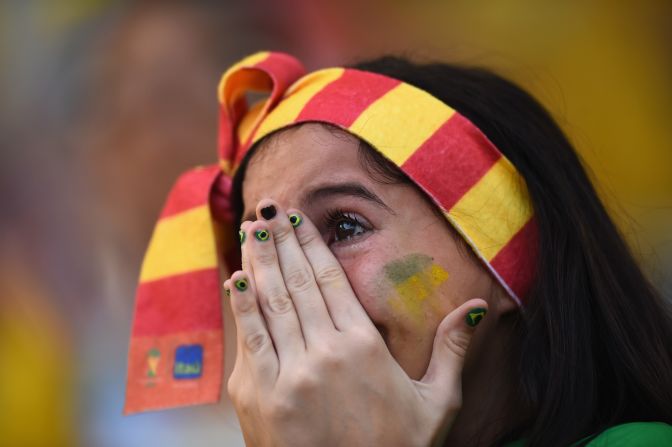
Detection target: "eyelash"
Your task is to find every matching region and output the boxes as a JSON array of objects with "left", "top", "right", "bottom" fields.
[{"left": 323, "top": 209, "right": 372, "bottom": 245}]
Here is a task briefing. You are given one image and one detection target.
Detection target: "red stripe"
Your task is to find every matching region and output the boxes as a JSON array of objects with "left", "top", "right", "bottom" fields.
[
  {"left": 132, "top": 268, "right": 222, "bottom": 336},
  {"left": 489, "top": 217, "right": 538, "bottom": 301},
  {"left": 401, "top": 113, "right": 502, "bottom": 211},
  {"left": 159, "top": 165, "right": 220, "bottom": 219},
  {"left": 295, "top": 70, "right": 400, "bottom": 127},
  {"left": 253, "top": 52, "right": 305, "bottom": 94}
]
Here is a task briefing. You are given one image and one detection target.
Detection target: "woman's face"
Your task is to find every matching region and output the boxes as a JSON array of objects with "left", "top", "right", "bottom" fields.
[{"left": 241, "top": 124, "right": 509, "bottom": 379}]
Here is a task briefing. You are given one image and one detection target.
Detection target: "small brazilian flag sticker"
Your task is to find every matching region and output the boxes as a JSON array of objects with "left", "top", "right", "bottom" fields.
[{"left": 466, "top": 308, "right": 487, "bottom": 327}]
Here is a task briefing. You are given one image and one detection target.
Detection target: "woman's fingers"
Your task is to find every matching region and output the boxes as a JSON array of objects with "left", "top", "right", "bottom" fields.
[
  {"left": 242, "top": 219, "right": 306, "bottom": 360},
  {"left": 288, "top": 208, "right": 374, "bottom": 331},
  {"left": 255, "top": 200, "right": 336, "bottom": 340},
  {"left": 224, "top": 272, "right": 278, "bottom": 387}
]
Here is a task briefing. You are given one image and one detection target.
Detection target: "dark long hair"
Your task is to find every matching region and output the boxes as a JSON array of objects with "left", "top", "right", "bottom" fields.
[{"left": 348, "top": 57, "right": 672, "bottom": 446}]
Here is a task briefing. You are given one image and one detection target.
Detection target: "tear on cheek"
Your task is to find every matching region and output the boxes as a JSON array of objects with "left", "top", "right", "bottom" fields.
[{"left": 381, "top": 253, "right": 450, "bottom": 322}]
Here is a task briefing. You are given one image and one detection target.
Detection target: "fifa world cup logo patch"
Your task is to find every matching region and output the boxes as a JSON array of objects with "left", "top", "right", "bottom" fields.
[{"left": 146, "top": 348, "right": 161, "bottom": 378}]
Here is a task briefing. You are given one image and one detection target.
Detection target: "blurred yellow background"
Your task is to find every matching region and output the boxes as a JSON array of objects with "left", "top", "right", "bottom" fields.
[{"left": 1, "top": 1, "right": 670, "bottom": 445}]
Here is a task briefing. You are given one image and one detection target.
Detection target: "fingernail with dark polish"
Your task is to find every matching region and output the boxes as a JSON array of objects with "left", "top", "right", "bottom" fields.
[
  {"left": 466, "top": 307, "right": 487, "bottom": 327},
  {"left": 260, "top": 205, "right": 277, "bottom": 220}
]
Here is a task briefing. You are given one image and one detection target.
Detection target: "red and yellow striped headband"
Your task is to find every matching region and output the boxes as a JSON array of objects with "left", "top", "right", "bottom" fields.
[{"left": 124, "top": 51, "right": 538, "bottom": 414}]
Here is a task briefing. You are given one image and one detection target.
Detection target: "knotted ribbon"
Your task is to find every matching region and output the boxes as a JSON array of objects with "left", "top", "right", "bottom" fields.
[{"left": 125, "top": 51, "right": 537, "bottom": 414}]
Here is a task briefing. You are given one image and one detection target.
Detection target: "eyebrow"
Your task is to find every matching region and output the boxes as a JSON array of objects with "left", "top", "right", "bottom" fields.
[
  {"left": 303, "top": 182, "right": 395, "bottom": 213},
  {"left": 240, "top": 182, "right": 394, "bottom": 223}
]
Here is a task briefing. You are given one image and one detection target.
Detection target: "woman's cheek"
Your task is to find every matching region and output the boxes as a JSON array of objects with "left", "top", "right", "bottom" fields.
[
  {"left": 333, "top": 242, "right": 397, "bottom": 324},
  {"left": 334, "top": 243, "right": 452, "bottom": 328}
]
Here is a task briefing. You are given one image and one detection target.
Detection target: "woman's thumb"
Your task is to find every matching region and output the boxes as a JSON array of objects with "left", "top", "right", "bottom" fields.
[{"left": 420, "top": 298, "right": 488, "bottom": 401}]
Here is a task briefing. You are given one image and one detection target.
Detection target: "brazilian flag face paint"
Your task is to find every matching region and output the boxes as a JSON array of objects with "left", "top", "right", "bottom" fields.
[
  {"left": 289, "top": 213, "right": 302, "bottom": 228},
  {"left": 234, "top": 279, "right": 248, "bottom": 291},
  {"left": 255, "top": 229, "right": 270, "bottom": 241}
]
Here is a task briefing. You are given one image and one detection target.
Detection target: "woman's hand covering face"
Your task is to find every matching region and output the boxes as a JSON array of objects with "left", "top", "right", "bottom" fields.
[{"left": 224, "top": 199, "right": 488, "bottom": 447}]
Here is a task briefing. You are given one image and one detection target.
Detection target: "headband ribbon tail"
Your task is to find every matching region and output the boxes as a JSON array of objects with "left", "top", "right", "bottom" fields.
[
  {"left": 124, "top": 165, "right": 229, "bottom": 414},
  {"left": 124, "top": 51, "right": 305, "bottom": 414}
]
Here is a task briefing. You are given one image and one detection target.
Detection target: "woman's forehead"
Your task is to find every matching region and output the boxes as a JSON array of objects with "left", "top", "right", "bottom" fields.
[{"left": 242, "top": 124, "right": 367, "bottom": 196}]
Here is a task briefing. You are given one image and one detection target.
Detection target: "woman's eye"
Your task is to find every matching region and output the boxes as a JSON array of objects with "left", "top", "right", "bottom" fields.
[
  {"left": 324, "top": 210, "right": 372, "bottom": 244},
  {"left": 334, "top": 219, "right": 367, "bottom": 242}
]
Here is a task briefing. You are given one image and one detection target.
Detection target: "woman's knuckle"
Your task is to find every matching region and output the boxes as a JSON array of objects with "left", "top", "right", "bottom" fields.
[
  {"left": 289, "top": 368, "right": 318, "bottom": 393},
  {"left": 272, "top": 226, "right": 292, "bottom": 244},
  {"left": 316, "top": 346, "right": 343, "bottom": 368},
  {"left": 285, "top": 268, "right": 314, "bottom": 292},
  {"left": 351, "top": 326, "right": 377, "bottom": 343},
  {"left": 298, "top": 229, "right": 320, "bottom": 247},
  {"left": 444, "top": 331, "right": 470, "bottom": 358},
  {"left": 255, "top": 251, "right": 278, "bottom": 266},
  {"left": 235, "top": 295, "right": 257, "bottom": 315},
  {"left": 315, "top": 264, "right": 343, "bottom": 285},
  {"left": 271, "top": 296, "right": 294, "bottom": 314},
  {"left": 263, "top": 288, "right": 293, "bottom": 314},
  {"left": 266, "top": 396, "right": 294, "bottom": 421},
  {"left": 245, "top": 332, "right": 270, "bottom": 353},
  {"left": 353, "top": 331, "right": 382, "bottom": 355}
]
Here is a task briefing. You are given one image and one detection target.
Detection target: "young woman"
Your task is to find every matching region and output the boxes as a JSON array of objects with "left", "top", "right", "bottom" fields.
[
  {"left": 126, "top": 51, "right": 672, "bottom": 446},
  {"left": 220, "top": 53, "right": 672, "bottom": 446}
]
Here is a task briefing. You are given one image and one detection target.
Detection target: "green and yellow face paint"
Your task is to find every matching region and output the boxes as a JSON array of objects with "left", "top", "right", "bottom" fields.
[
  {"left": 383, "top": 253, "right": 449, "bottom": 321},
  {"left": 234, "top": 278, "right": 248, "bottom": 291},
  {"left": 254, "top": 229, "right": 270, "bottom": 241},
  {"left": 288, "top": 213, "right": 302, "bottom": 228}
]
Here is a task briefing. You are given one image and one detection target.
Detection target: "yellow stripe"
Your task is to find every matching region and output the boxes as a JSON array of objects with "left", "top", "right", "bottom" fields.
[
  {"left": 447, "top": 157, "right": 533, "bottom": 261},
  {"left": 252, "top": 68, "right": 345, "bottom": 143},
  {"left": 219, "top": 159, "right": 232, "bottom": 175},
  {"left": 217, "top": 51, "right": 270, "bottom": 103},
  {"left": 349, "top": 83, "right": 455, "bottom": 166},
  {"left": 237, "top": 99, "right": 266, "bottom": 144},
  {"left": 140, "top": 206, "right": 217, "bottom": 282}
]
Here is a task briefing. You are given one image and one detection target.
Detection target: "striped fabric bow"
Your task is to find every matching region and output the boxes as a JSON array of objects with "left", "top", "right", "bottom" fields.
[{"left": 125, "top": 51, "right": 537, "bottom": 414}]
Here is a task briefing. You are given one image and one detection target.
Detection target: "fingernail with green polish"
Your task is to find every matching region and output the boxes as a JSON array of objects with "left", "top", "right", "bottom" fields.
[
  {"left": 224, "top": 287, "right": 231, "bottom": 297},
  {"left": 288, "top": 213, "right": 302, "bottom": 228},
  {"left": 466, "top": 307, "right": 487, "bottom": 327},
  {"left": 255, "top": 229, "right": 270, "bottom": 241},
  {"left": 239, "top": 230, "right": 246, "bottom": 244},
  {"left": 234, "top": 278, "right": 248, "bottom": 291}
]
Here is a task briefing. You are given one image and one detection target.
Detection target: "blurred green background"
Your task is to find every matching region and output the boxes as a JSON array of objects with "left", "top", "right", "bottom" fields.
[{"left": 1, "top": 1, "right": 670, "bottom": 445}]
